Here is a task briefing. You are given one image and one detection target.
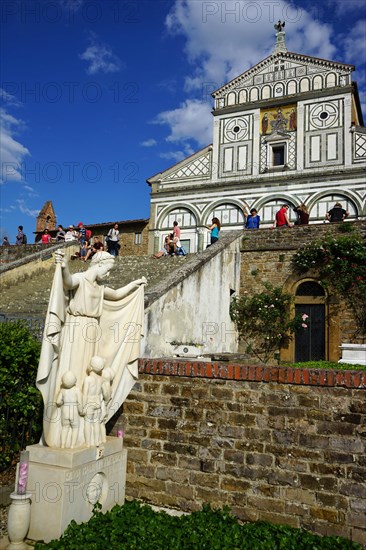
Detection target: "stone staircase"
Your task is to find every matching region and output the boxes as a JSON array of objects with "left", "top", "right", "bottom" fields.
[{"left": 0, "top": 254, "right": 188, "bottom": 319}]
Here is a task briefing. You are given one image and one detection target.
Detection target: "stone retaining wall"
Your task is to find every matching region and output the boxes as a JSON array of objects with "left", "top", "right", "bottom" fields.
[
  {"left": 239, "top": 221, "right": 366, "bottom": 357},
  {"left": 113, "top": 358, "right": 366, "bottom": 545}
]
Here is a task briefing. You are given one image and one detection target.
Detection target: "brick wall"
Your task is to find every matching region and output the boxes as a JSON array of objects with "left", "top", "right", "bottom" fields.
[
  {"left": 239, "top": 221, "right": 366, "bottom": 357},
  {"left": 240, "top": 221, "right": 366, "bottom": 296},
  {"left": 112, "top": 359, "right": 366, "bottom": 545},
  {"left": 119, "top": 223, "right": 149, "bottom": 256}
]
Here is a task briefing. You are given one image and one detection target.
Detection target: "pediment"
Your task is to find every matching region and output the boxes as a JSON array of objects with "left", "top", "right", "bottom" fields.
[
  {"left": 148, "top": 146, "right": 212, "bottom": 184},
  {"left": 213, "top": 52, "right": 354, "bottom": 98}
]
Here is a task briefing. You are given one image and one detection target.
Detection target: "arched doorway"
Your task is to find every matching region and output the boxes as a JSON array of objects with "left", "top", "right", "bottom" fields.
[{"left": 294, "top": 281, "right": 326, "bottom": 361}]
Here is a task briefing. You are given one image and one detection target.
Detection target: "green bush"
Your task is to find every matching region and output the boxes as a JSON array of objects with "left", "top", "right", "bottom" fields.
[
  {"left": 35, "top": 501, "right": 362, "bottom": 549},
  {"left": 292, "top": 233, "right": 366, "bottom": 338},
  {"left": 230, "top": 284, "right": 304, "bottom": 364},
  {"left": 0, "top": 320, "right": 42, "bottom": 471}
]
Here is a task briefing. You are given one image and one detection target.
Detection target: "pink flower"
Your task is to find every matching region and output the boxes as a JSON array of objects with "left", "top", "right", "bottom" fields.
[
  {"left": 302, "top": 323, "right": 308, "bottom": 328},
  {"left": 302, "top": 314, "right": 309, "bottom": 321}
]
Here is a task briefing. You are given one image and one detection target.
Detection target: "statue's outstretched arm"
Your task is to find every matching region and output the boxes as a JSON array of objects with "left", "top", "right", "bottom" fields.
[
  {"left": 104, "top": 277, "right": 147, "bottom": 301},
  {"left": 54, "top": 249, "right": 78, "bottom": 290}
]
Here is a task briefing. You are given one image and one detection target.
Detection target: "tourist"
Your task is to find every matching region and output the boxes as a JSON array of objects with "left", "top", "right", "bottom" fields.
[
  {"left": 77, "top": 222, "right": 86, "bottom": 244},
  {"left": 246, "top": 208, "right": 260, "bottom": 229},
  {"left": 153, "top": 235, "right": 170, "bottom": 259},
  {"left": 106, "top": 223, "right": 120, "bottom": 257},
  {"left": 206, "top": 217, "right": 221, "bottom": 246},
  {"left": 273, "top": 205, "right": 293, "bottom": 228},
  {"left": 56, "top": 225, "right": 65, "bottom": 242},
  {"left": 293, "top": 204, "right": 309, "bottom": 225},
  {"left": 16, "top": 225, "right": 26, "bottom": 245},
  {"left": 84, "top": 236, "right": 104, "bottom": 261},
  {"left": 41, "top": 229, "right": 52, "bottom": 244},
  {"left": 79, "top": 239, "right": 90, "bottom": 260},
  {"left": 326, "top": 202, "right": 349, "bottom": 222},
  {"left": 2, "top": 236, "right": 10, "bottom": 246},
  {"left": 242, "top": 205, "right": 248, "bottom": 227},
  {"left": 172, "top": 221, "right": 181, "bottom": 253},
  {"left": 64, "top": 225, "right": 77, "bottom": 242}
]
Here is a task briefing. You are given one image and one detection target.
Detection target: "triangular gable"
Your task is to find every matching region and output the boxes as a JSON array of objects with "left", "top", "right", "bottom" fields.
[
  {"left": 147, "top": 146, "right": 212, "bottom": 184},
  {"left": 212, "top": 51, "right": 355, "bottom": 98}
]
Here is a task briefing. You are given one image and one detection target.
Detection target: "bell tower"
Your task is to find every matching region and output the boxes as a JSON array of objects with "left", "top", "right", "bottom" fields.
[{"left": 36, "top": 200, "right": 56, "bottom": 233}]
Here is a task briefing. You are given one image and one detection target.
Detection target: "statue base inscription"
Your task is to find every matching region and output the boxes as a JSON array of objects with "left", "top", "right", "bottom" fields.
[{"left": 26, "top": 437, "right": 126, "bottom": 543}]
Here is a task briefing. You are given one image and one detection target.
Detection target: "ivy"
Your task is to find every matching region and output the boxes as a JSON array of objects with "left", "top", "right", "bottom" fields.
[
  {"left": 292, "top": 233, "right": 366, "bottom": 338},
  {"left": 0, "top": 320, "right": 42, "bottom": 471},
  {"left": 34, "top": 500, "right": 361, "bottom": 549},
  {"left": 230, "top": 283, "right": 304, "bottom": 364}
]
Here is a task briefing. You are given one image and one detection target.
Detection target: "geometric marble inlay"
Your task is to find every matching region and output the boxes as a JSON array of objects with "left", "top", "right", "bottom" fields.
[
  {"left": 355, "top": 133, "right": 366, "bottom": 159},
  {"left": 167, "top": 153, "right": 211, "bottom": 180}
]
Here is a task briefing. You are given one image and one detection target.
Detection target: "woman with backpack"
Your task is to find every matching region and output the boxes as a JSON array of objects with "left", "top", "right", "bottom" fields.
[{"left": 106, "top": 223, "right": 120, "bottom": 256}]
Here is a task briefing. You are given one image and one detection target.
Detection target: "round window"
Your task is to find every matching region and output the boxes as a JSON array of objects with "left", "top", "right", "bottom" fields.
[{"left": 320, "top": 111, "right": 329, "bottom": 120}]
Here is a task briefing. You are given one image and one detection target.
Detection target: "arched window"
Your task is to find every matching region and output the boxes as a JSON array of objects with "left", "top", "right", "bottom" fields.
[
  {"left": 313, "top": 75, "right": 323, "bottom": 90},
  {"left": 326, "top": 73, "right": 337, "bottom": 88},
  {"left": 161, "top": 208, "right": 196, "bottom": 229},
  {"left": 274, "top": 83, "right": 284, "bottom": 97},
  {"left": 238, "top": 89, "right": 247, "bottom": 103},
  {"left": 227, "top": 92, "right": 236, "bottom": 106},
  {"left": 262, "top": 85, "right": 271, "bottom": 99},
  {"left": 250, "top": 88, "right": 259, "bottom": 101},
  {"left": 261, "top": 199, "right": 295, "bottom": 224},
  {"left": 300, "top": 78, "right": 310, "bottom": 92},
  {"left": 312, "top": 195, "right": 357, "bottom": 220},
  {"left": 209, "top": 204, "right": 245, "bottom": 226},
  {"left": 287, "top": 80, "right": 297, "bottom": 95}
]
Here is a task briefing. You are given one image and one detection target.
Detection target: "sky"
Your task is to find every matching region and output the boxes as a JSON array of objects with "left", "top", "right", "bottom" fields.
[{"left": 1, "top": 0, "right": 365, "bottom": 242}]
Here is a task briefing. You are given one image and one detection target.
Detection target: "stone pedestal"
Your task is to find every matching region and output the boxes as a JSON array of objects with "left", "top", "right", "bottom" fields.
[
  {"left": 26, "top": 437, "right": 126, "bottom": 543},
  {"left": 339, "top": 343, "right": 366, "bottom": 366}
]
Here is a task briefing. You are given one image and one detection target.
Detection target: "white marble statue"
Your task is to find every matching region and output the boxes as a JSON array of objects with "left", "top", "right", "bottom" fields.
[
  {"left": 56, "top": 371, "right": 83, "bottom": 449},
  {"left": 82, "top": 356, "right": 108, "bottom": 447},
  {"left": 37, "top": 250, "right": 146, "bottom": 448}
]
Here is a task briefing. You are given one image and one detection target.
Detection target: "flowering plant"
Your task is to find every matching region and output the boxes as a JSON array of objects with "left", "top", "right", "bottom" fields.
[
  {"left": 292, "top": 233, "right": 366, "bottom": 338},
  {"left": 230, "top": 283, "right": 306, "bottom": 364}
]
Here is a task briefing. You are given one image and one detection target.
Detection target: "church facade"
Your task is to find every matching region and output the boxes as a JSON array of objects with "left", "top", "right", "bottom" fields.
[{"left": 147, "top": 27, "right": 366, "bottom": 253}]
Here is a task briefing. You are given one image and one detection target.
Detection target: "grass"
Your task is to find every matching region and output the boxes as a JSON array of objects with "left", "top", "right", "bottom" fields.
[{"left": 282, "top": 360, "right": 366, "bottom": 371}]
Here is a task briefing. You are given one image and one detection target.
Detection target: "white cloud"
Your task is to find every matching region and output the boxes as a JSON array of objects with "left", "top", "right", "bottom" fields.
[
  {"left": 341, "top": 19, "right": 366, "bottom": 65},
  {"left": 156, "top": 0, "right": 339, "bottom": 149},
  {"left": 160, "top": 151, "right": 187, "bottom": 162},
  {"left": 154, "top": 99, "right": 212, "bottom": 147},
  {"left": 140, "top": 138, "right": 158, "bottom": 147},
  {"left": 165, "top": 0, "right": 337, "bottom": 93},
  {"left": 325, "top": 0, "right": 366, "bottom": 16},
  {"left": 157, "top": 78, "right": 178, "bottom": 93},
  {"left": 0, "top": 88, "right": 21, "bottom": 106},
  {"left": 79, "top": 32, "right": 122, "bottom": 75},
  {"left": 23, "top": 184, "right": 38, "bottom": 196},
  {"left": 0, "top": 108, "right": 30, "bottom": 184},
  {"left": 16, "top": 199, "right": 40, "bottom": 218}
]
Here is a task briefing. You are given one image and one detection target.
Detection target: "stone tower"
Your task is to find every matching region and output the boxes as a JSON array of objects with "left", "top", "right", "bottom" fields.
[{"left": 36, "top": 201, "right": 56, "bottom": 233}]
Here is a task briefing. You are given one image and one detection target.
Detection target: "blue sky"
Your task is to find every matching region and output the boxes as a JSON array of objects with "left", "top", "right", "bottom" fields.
[{"left": 1, "top": 0, "right": 365, "bottom": 242}]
